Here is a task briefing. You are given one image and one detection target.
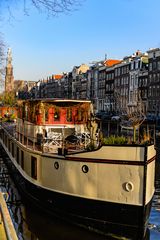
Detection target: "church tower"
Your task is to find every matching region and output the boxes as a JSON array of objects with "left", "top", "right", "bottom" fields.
[{"left": 5, "top": 48, "right": 14, "bottom": 92}]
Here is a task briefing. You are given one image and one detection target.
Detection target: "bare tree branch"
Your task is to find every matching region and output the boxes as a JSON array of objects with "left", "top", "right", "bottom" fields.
[
  {"left": 31, "top": 0, "right": 82, "bottom": 13},
  {"left": 0, "top": 0, "right": 84, "bottom": 17},
  {"left": 0, "top": 0, "right": 84, "bottom": 80},
  {"left": 0, "top": 34, "right": 5, "bottom": 76}
]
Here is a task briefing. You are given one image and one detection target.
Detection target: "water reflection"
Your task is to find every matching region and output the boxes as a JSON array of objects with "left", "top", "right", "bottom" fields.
[
  {"left": 10, "top": 202, "right": 151, "bottom": 240},
  {"left": 148, "top": 160, "right": 160, "bottom": 240}
]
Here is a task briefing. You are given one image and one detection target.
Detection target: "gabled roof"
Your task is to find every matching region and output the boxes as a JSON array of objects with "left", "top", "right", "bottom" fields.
[
  {"left": 104, "top": 59, "right": 122, "bottom": 67},
  {"left": 53, "top": 75, "right": 63, "bottom": 80}
]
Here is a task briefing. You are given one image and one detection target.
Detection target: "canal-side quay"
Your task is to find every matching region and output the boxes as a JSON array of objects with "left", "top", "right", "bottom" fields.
[
  {"left": 0, "top": 192, "right": 18, "bottom": 240},
  {"left": 0, "top": 139, "right": 159, "bottom": 240}
]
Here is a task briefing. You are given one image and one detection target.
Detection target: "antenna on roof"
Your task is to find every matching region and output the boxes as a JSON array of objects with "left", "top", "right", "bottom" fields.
[{"left": 105, "top": 53, "right": 107, "bottom": 60}]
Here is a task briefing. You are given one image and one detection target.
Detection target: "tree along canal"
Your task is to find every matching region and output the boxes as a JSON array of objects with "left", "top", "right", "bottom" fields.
[{"left": 0, "top": 147, "right": 159, "bottom": 240}]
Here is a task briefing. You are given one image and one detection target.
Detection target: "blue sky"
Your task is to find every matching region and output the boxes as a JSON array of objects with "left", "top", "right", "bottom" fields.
[{"left": 1, "top": 0, "right": 160, "bottom": 81}]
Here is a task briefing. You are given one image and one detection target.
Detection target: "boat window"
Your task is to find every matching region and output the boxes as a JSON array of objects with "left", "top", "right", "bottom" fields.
[
  {"left": 45, "top": 110, "right": 48, "bottom": 122},
  {"left": 21, "top": 150, "right": 24, "bottom": 170},
  {"left": 12, "top": 142, "right": 14, "bottom": 157},
  {"left": 17, "top": 147, "right": 19, "bottom": 164},
  {"left": 2, "top": 131, "right": 4, "bottom": 142},
  {"left": 8, "top": 139, "right": 10, "bottom": 152},
  {"left": 31, "top": 156, "right": 37, "bottom": 180},
  {"left": 77, "top": 108, "right": 83, "bottom": 121},
  {"left": 82, "top": 165, "right": 89, "bottom": 173},
  {"left": 54, "top": 161, "right": 59, "bottom": 170},
  {"left": 32, "top": 106, "right": 36, "bottom": 123},
  {"left": 5, "top": 135, "right": 7, "bottom": 146},
  {"left": 25, "top": 106, "right": 28, "bottom": 121},
  {"left": 0, "top": 130, "right": 3, "bottom": 141},
  {"left": 22, "top": 104, "right": 25, "bottom": 120},
  {"left": 67, "top": 108, "right": 72, "bottom": 122},
  {"left": 54, "top": 108, "right": 60, "bottom": 121}
]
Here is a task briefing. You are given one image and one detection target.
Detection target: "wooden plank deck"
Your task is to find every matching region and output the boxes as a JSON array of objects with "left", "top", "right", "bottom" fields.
[
  {"left": 0, "top": 192, "right": 18, "bottom": 240},
  {"left": 0, "top": 218, "right": 7, "bottom": 240}
]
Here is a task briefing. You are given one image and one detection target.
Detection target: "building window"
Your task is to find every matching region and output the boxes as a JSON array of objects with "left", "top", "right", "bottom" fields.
[
  {"left": 153, "top": 52, "right": 156, "bottom": 58},
  {"left": 131, "top": 62, "right": 134, "bottom": 70},
  {"left": 31, "top": 156, "right": 37, "bottom": 180},
  {"left": 135, "top": 61, "right": 139, "bottom": 69},
  {"left": 149, "top": 63, "right": 152, "bottom": 71},
  {"left": 153, "top": 62, "right": 157, "bottom": 70},
  {"left": 157, "top": 61, "right": 160, "bottom": 71}
]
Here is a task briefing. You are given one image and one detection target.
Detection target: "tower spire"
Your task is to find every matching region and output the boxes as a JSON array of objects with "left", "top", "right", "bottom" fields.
[
  {"left": 5, "top": 48, "right": 14, "bottom": 92},
  {"left": 7, "top": 48, "right": 12, "bottom": 65}
]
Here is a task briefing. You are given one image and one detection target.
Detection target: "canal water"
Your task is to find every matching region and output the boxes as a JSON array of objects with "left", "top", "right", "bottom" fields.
[{"left": 0, "top": 150, "right": 160, "bottom": 239}]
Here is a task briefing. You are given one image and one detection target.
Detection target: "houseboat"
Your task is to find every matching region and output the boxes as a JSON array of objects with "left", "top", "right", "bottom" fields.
[{"left": 0, "top": 99, "right": 156, "bottom": 239}]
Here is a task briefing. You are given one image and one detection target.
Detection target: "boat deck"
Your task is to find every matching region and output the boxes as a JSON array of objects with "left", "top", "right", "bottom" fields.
[{"left": 1, "top": 122, "right": 88, "bottom": 155}]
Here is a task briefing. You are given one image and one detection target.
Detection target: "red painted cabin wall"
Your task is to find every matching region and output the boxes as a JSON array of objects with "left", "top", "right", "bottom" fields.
[
  {"left": 19, "top": 101, "right": 90, "bottom": 126},
  {"left": 37, "top": 107, "right": 87, "bottom": 125}
]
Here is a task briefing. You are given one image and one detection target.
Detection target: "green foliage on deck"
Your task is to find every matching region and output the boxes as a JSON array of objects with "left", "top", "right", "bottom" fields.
[{"left": 103, "top": 135, "right": 127, "bottom": 145}]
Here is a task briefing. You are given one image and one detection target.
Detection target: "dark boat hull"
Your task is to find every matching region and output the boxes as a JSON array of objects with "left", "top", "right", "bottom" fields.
[{"left": 1, "top": 146, "right": 151, "bottom": 240}]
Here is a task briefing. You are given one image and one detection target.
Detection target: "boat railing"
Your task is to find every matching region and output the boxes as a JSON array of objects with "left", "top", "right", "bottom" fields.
[
  {"left": 1, "top": 122, "right": 94, "bottom": 154},
  {"left": 42, "top": 132, "right": 92, "bottom": 153},
  {"left": 42, "top": 137, "right": 63, "bottom": 153}
]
